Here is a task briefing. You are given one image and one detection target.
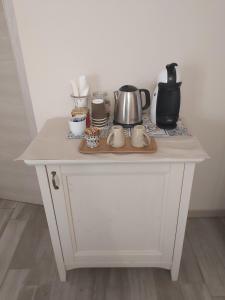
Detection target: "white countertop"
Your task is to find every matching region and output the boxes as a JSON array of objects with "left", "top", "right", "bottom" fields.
[{"left": 19, "top": 118, "right": 209, "bottom": 165}]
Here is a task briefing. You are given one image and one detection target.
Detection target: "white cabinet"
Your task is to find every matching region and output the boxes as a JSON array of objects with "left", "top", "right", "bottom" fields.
[{"left": 20, "top": 118, "right": 208, "bottom": 282}]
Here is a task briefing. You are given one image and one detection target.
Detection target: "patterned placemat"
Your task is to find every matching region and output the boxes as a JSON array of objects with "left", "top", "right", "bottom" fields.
[{"left": 68, "top": 115, "right": 191, "bottom": 139}]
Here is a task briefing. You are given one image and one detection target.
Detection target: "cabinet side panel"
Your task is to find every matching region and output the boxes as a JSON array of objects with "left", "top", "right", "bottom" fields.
[
  {"left": 171, "top": 163, "right": 195, "bottom": 281},
  {"left": 160, "top": 163, "right": 184, "bottom": 264},
  {"left": 35, "top": 165, "right": 66, "bottom": 281}
]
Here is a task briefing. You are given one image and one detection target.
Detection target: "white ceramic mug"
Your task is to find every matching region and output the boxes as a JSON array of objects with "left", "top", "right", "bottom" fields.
[
  {"left": 107, "top": 125, "right": 125, "bottom": 148},
  {"left": 131, "top": 125, "right": 150, "bottom": 148},
  {"left": 68, "top": 117, "right": 86, "bottom": 136}
]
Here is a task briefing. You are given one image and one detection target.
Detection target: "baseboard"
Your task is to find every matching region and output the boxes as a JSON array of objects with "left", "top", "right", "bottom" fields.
[{"left": 188, "top": 209, "right": 225, "bottom": 218}]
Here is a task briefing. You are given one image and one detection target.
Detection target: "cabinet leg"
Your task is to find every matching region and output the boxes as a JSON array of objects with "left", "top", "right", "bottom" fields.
[
  {"left": 171, "top": 268, "right": 179, "bottom": 281},
  {"left": 58, "top": 269, "right": 67, "bottom": 282}
]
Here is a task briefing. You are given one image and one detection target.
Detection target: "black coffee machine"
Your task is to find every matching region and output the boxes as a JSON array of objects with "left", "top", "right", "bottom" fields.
[{"left": 150, "top": 63, "right": 182, "bottom": 129}]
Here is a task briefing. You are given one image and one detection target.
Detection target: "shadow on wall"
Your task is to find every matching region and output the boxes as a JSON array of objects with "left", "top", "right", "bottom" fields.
[
  {"left": 181, "top": 62, "right": 207, "bottom": 119},
  {"left": 179, "top": 63, "right": 225, "bottom": 210},
  {"left": 190, "top": 117, "right": 225, "bottom": 210}
]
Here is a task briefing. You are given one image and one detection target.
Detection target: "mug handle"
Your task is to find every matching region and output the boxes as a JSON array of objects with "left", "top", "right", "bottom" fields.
[
  {"left": 143, "top": 132, "right": 150, "bottom": 146},
  {"left": 107, "top": 132, "right": 114, "bottom": 145}
]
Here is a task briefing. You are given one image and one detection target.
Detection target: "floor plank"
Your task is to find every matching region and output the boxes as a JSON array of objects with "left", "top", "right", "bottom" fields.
[
  {"left": 0, "top": 208, "right": 12, "bottom": 237},
  {"left": 153, "top": 269, "right": 184, "bottom": 300},
  {"left": 127, "top": 268, "right": 157, "bottom": 300},
  {"left": 49, "top": 272, "right": 86, "bottom": 300},
  {"left": 0, "top": 269, "right": 29, "bottom": 300},
  {"left": 0, "top": 199, "right": 17, "bottom": 209},
  {"left": 33, "top": 283, "right": 51, "bottom": 300},
  {"left": 180, "top": 283, "right": 212, "bottom": 300},
  {"left": 99, "top": 268, "right": 129, "bottom": 300},
  {"left": 0, "top": 219, "right": 28, "bottom": 286},
  {"left": 199, "top": 218, "right": 225, "bottom": 268},
  {"left": 24, "top": 227, "right": 58, "bottom": 285},
  {"left": 91, "top": 269, "right": 110, "bottom": 300},
  {"left": 10, "top": 206, "right": 47, "bottom": 270},
  {"left": 187, "top": 219, "right": 225, "bottom": 297},
  {"left": 48, "top": 281, "right": 75, "bottom": 300},
  {"left": 17, "top": 285, "right": 37, "bottom": 300},
  {"left": 179, "top": 236, "right": 203, "bottom": 283},
  {"left": 10, "top": 202, "right": 28, "bottom": 219}
]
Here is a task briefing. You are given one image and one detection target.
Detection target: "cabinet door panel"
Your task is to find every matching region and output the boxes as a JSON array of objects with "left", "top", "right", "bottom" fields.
[
  {"left": 51, "top": 163, "right": 184, "bottom": 268},
  {"left": 67, "top": 171, "right": 165, "bottom": 251}
]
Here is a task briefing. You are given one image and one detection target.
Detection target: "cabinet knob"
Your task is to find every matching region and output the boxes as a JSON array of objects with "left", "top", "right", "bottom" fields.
[{"left": 51, "top": 171, "right": 59, "bottom": 190}]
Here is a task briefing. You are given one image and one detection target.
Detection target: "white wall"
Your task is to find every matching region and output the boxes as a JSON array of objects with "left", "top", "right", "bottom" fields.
[
  {"left": 0, "top": 1, "right": 41, "bottom": 204},
  {"left": 12, "top": 0, "right": 225, "bottom": 211}
]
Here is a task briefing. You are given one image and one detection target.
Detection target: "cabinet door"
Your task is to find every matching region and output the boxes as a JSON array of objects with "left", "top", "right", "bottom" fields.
[{"left": 47, "top": 163, "right": 184, "bottom": 269}]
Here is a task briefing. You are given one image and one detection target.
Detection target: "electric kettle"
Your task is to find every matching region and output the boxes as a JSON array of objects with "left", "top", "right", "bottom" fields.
[{"left": 114, "top": 85, "right": 150, "bottom": 127}]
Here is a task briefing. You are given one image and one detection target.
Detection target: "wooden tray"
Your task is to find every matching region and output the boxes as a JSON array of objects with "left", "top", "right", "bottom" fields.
[{"left": 79, "top": 137, "right": 157, "bottom": 154}]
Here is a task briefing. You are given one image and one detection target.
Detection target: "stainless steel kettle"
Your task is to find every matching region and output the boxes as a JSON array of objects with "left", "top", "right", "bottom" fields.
[{"left": 114, "top": 85, "right": 150, "bottom": 127}]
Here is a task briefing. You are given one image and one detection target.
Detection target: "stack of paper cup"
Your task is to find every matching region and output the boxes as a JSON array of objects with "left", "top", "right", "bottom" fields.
[{"left": 91, "top": 99, "right": 108, "bottom": 128}]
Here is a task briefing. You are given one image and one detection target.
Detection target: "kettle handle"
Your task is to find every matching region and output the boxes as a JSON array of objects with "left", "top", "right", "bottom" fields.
[{"left": 139, "top": 89, "right": 150, "bottom": 110}]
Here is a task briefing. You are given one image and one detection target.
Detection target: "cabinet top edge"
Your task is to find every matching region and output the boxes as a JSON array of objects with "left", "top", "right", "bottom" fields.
[
  {"left": 24, "top": 157, "right": 207, "bottom": 166},
  {"left": 18, "top": 117, "right": 209, "bottom": 165}
]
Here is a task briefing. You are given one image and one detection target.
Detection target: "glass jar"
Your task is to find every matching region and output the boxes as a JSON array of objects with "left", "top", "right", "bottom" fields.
[{"left": 71, "top": 95, "right": 88, "bottom": 108}]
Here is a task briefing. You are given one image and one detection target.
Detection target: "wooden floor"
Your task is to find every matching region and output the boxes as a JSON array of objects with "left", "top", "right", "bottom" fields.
[{"left": 0, "top": 199, "right": 225, "bottom": 300}]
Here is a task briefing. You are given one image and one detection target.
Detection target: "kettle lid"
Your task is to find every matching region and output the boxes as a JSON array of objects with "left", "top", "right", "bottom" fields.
[{"left": 119, "top": 85, "right": 137, "bottom": 92}]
